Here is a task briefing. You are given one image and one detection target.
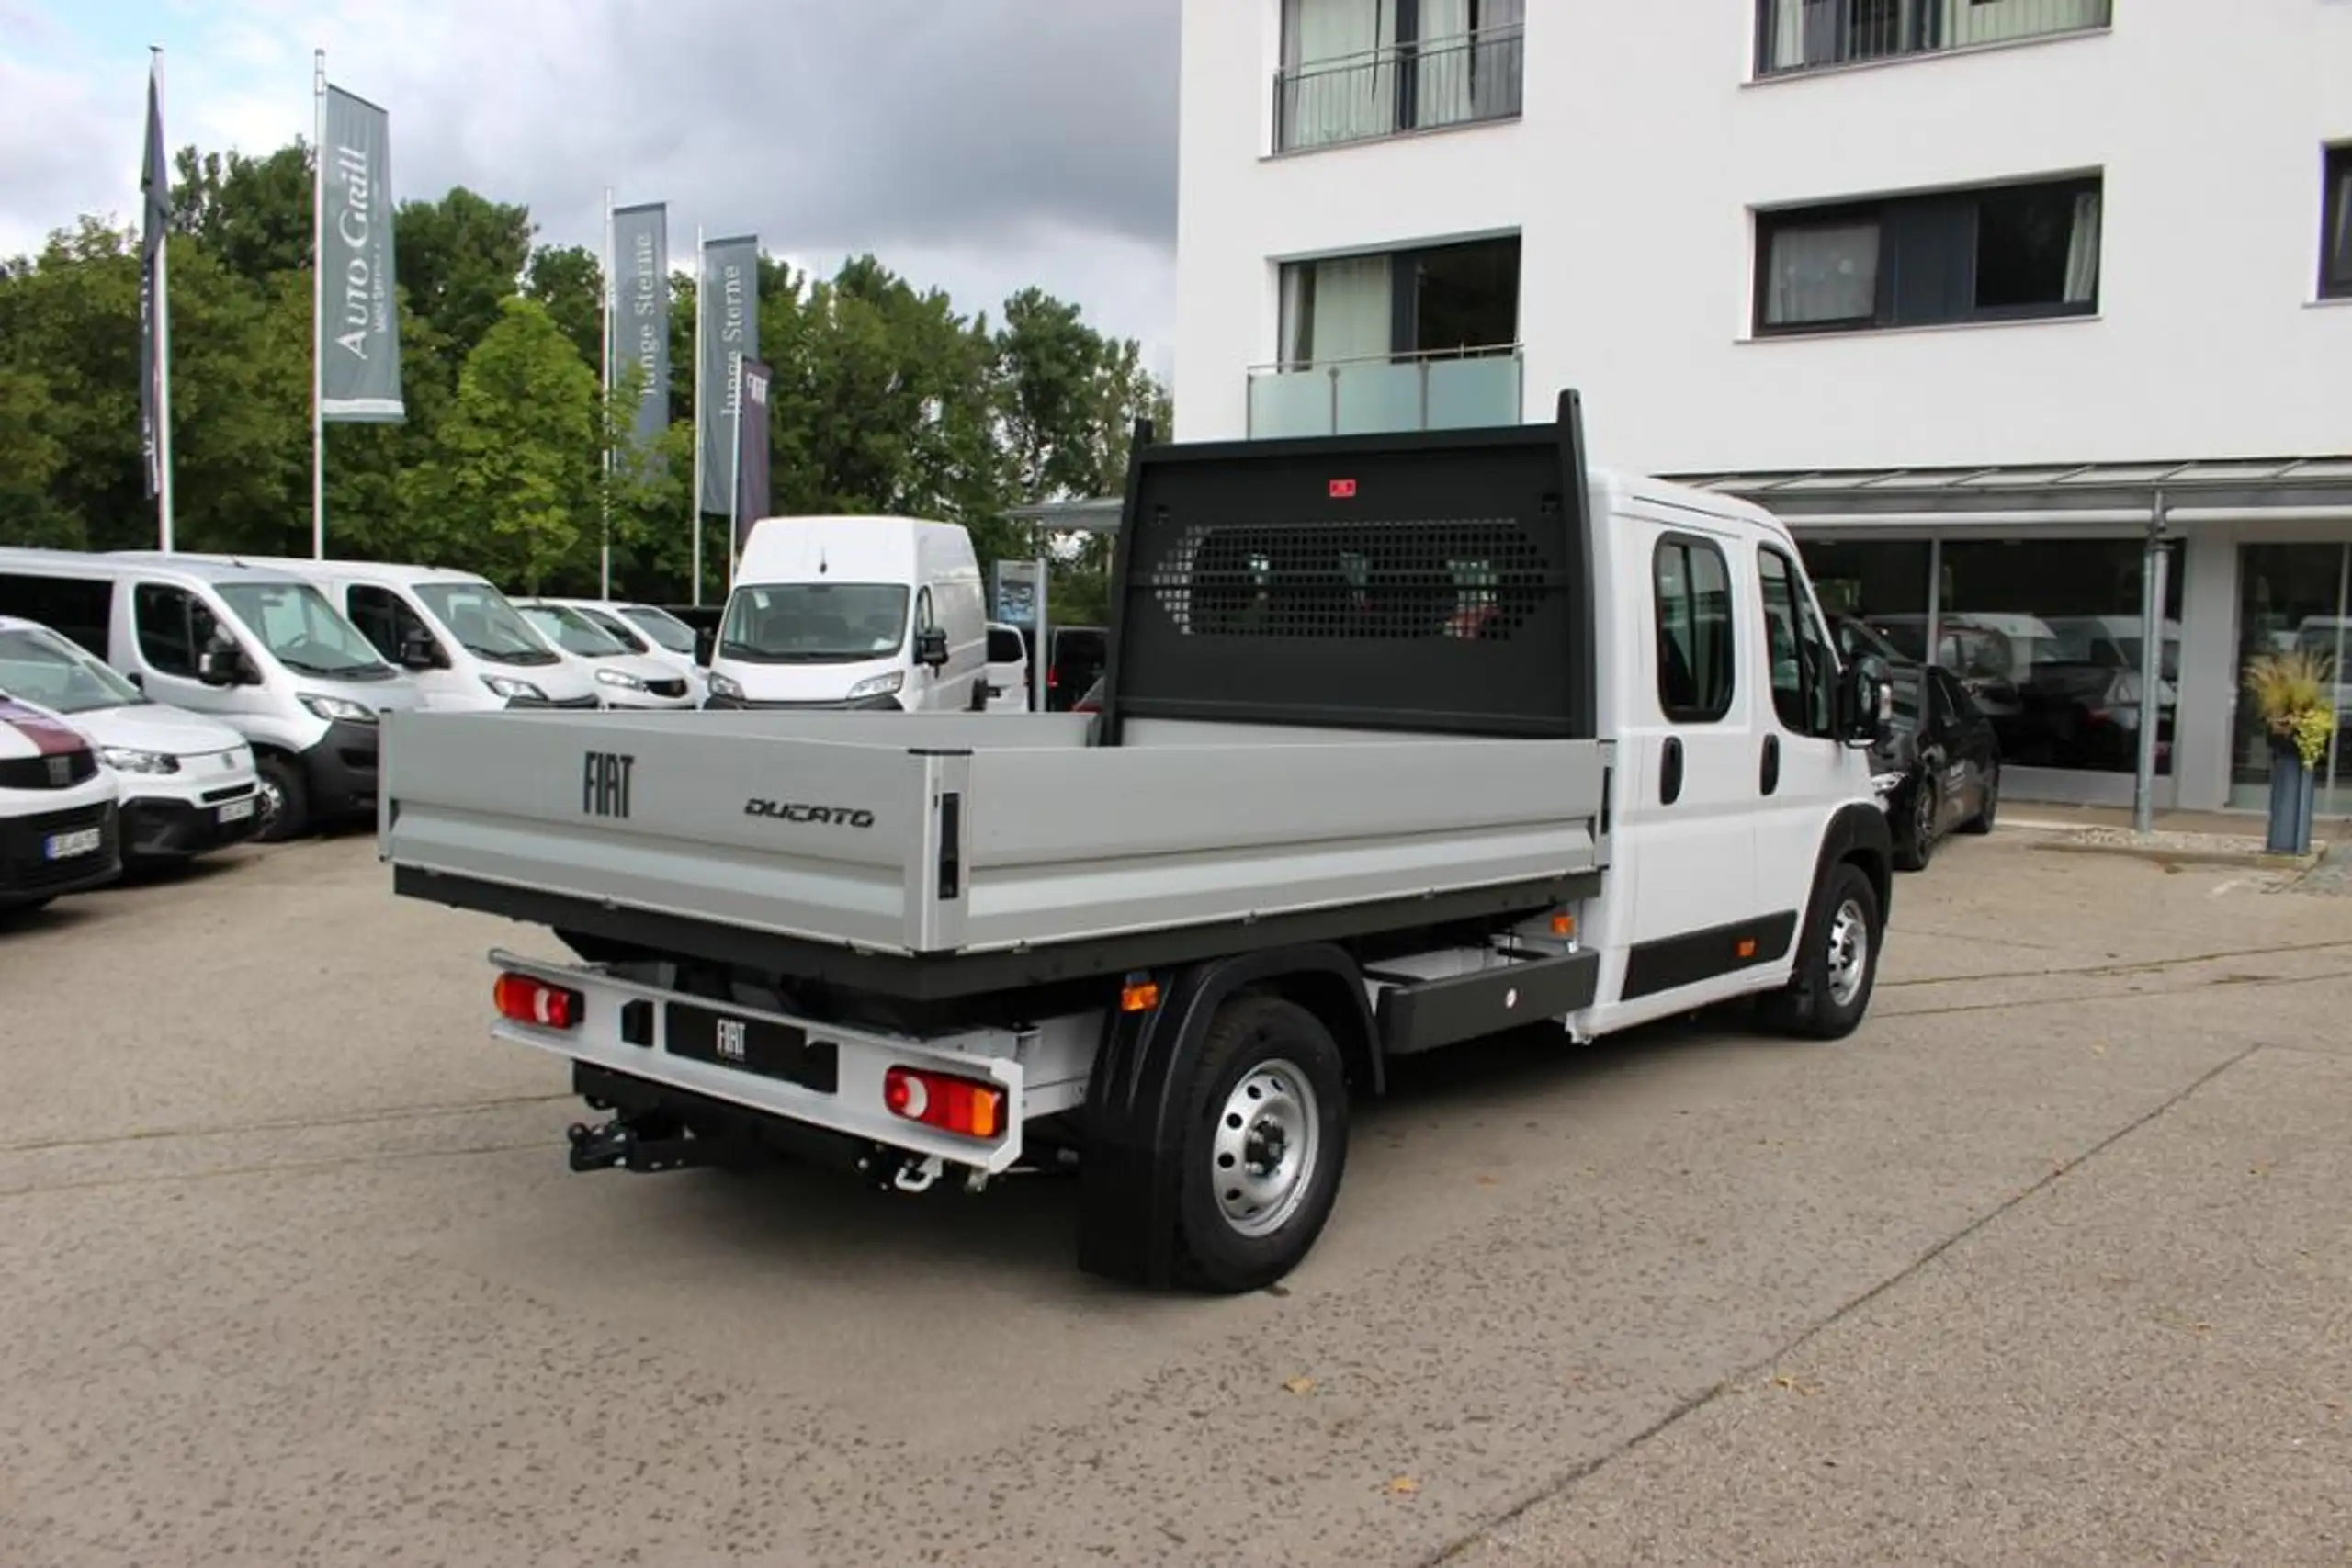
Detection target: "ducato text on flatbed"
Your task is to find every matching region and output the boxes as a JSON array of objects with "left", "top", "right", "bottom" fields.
[{"left": 380, "top": 391, "right": 1897, "bottom": 1292}]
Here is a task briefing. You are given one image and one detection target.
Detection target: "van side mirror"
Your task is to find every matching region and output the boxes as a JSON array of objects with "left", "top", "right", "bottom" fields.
[
  {"left": 1840, "top": 654, "right": 1895, "bottom": 748},
  {"left": 914, "top": 626, "right": 949, "bottom": 669},
  {"left": 694, "top": 628, "right": 716, "bottom": 667},
  {"left": 398, "top": 629, "right": 447, "bottom": 671}
]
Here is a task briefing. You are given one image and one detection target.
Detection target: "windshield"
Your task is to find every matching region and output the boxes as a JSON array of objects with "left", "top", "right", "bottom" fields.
[
  {"left": 214, "top": 581, "right": 393, "bottom": 679},
  {"left": 718, "top": 583, "right": 911, "bottom": 663},
  {"left": 413, "top": 581, "right": 559, "bottom": 666},
  {"left": 0, "top": 625, "right": 147, "bottom": 713},
  {"left": 577, "top": 606, "right": 651, "bottom": 654},
  {"left": 519, "top": 604, "right": 628, "bottom": 659},
  {"left": 620, "top": 604, "right": 698, "bottom": 656}
]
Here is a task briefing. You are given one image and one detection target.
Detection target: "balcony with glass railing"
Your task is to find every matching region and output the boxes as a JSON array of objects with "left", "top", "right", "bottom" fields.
[
  {"left": 1756, "top": 0, "right": 2109, "bottom": 77},
  {"left": 1246, "top": 346, "right": 1524, "bottom": 439},
  {"left": 1272, "top": 25, "right": 1524, "bottom": 153}
]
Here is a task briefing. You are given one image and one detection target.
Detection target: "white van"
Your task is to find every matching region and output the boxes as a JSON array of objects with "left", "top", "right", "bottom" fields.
[
  {"left": 707, "top": 516, "right": 988, "bottom": 712},
  {"left": 176, "top": 558, "right": 605, "bottom": 714},
  {"left": 0, "top": 693, "right": 120, "bottom": 915},
  {"left": 0, "top": 549, "right": 422, "bottom": 841},
  {"left": 984, "top": 621, "right": 1031, "bottom": 712},
  {"left": 544, "top": 598, "right": 709, "bottom": 705},
  {"left": 513, "top": 599, "right": 697, "bottom": 710},
  {"left": 0, "top": 615, "right": 262, "bottom": 866}
]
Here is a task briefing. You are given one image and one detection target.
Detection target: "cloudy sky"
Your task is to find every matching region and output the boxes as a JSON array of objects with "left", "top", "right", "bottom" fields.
[{"left": 0, "top": 0, "right": 1182, "bottom": 373}]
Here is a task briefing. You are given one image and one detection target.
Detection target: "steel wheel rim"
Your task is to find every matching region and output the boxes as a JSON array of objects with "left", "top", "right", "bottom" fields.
[
  {"left": 255, "top": 773, "right": 286, "bottom": 837},
  {"left": 1826, "top": 897, "right": 1871, "bottom": 1009},
  {"left": 1211, "top": 1058, "right": 1320, "bottom": 1238},
  {"left": 1915, "top": 784, "right": 1936, "bottom": 847}
]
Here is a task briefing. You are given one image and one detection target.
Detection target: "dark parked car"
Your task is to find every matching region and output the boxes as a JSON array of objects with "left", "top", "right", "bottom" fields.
[
  {"left": 1826, "top": 614, "right": 1998, "bottom": 870},
  {"left": 1884, "top": 662, "right": 2001, "bottom": 870},
  {"left": 1046, "top": 626, "right": 1108, "bottom": 712}
]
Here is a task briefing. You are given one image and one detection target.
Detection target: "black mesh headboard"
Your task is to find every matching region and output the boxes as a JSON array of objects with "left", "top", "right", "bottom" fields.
[{"left": 1097, "top": 389, "right": 1596, "bottom": 742}]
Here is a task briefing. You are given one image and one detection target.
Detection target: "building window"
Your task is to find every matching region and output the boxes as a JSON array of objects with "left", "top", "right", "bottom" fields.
[
  {"left": 1756, "top": 0, "right": 2111, "bottom": 78},
  {"left": 1757, "top": 175, "right": 2102, "bottom": 336},
  {"left": 1275, "top": 0, "right": 1525, "bottom": 153},
  {"left": 2323, "top": 145, "right": 2352, "bottom": 300}
]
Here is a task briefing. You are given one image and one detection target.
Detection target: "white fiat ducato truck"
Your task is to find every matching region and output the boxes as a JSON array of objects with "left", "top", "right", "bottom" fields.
[{"left": 379, "top": 393, "right": 1898, "bottom": 1293}]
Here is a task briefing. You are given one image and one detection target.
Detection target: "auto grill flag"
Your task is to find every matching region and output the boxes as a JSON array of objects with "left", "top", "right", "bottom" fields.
[
  {"left": 318, "top": 85, "right": 404, "bottom": 421},
  {"left": 138, "top": 62, "right": 170, "bottom": 499},
  {"left": 733, "top": 356, "right": 771, "bottom": 550}
]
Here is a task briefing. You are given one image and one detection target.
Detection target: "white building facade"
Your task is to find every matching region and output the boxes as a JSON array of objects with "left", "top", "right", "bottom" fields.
[{"left": 1173, "top": 0, "right": 2352, "bottom": 816}]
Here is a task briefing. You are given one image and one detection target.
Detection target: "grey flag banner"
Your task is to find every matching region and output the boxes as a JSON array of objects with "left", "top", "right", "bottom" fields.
[
  {"left": 611, "top": 202, "right": 671, "bottom": 454},
  {"left": 697, "top": 234, "right": 758, "bottom": 514},
  {"left": 138, "top": 64, "right": 170, "bottom": 498},
  {"left": 318, "top": 85, "right": 403, "bottom": 422},
  {"left": 733, "top": 356, "right": 771, "bottom": 549}
]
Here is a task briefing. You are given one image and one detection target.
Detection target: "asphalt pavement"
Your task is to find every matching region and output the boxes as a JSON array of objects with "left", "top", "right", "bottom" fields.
[{"left": 2, "top": 829, "right": 2346, "bottom": 1566}]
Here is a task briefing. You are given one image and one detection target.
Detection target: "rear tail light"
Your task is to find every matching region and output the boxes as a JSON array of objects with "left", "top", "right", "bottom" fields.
[
  {"left": 494, "top": 973, "right": 582, "bottom": 1030},
  {"left": 883, "top": 1066, "right": 1005, "bottom": 1140}
]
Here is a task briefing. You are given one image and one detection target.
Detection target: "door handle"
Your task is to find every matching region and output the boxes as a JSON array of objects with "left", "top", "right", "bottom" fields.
[
  {"left": 1761, "top": 733, "right": 1781, "bottom": 796},
  {"left": 1660, "top": 735, "right": 1684, "bottom": 806}
]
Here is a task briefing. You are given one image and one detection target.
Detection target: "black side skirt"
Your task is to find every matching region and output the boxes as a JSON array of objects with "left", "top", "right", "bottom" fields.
[{"left": 1619, "top": 911, "right": 1799, "bottom": 1003}]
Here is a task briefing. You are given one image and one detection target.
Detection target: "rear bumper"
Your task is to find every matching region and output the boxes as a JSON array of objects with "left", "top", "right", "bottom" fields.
[
  {"left": 485, "top": 950, "right": 1073, "bottom": 1175},
  {"left": 120, "top": 788, "right": 262, "bottom": 861},
  {"left": 300, "top": 720, "right": 380, "bottom": 818},
  {"left": 0, "top": 799, "right": 122, "bottom": 906}
]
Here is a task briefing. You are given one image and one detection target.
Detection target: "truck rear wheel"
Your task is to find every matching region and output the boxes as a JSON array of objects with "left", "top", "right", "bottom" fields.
[
  {"left": 1171, "top": 995, "right": 1349, "bottom": 1294},
  {"left": 1757, "top": 861, "right": 1882, "bottom": 1041}
]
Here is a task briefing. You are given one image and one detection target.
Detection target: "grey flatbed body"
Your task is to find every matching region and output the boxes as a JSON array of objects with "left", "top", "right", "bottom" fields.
[{"left": 382, "top": 706, "right": 1611, "bottom": 975}]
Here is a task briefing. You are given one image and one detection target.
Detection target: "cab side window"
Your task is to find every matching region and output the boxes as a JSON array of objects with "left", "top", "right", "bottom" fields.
[
  {"left": 1654, "top": 536, "right": 1735, "bottom": 723},
  {"left": 348, "top": 585, "right": 429, "bottom": 663},
  {"left": 1758, "top": 547, "right": 1834, "bottom": 737},
  {"left": 133, "top": 584, "right": 199, "bottom": 676}
]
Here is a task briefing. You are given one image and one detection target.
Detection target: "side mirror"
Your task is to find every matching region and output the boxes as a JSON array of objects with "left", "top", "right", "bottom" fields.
[
  {"left": 1841, "top": 654, "right": 1895, "bottom": 749},
  {"left": 399, "top": 630, "right": 447, "bottom": 671},
  {"left": 197, "top": 645, "right": 243, "bottom": 687},
  {"left": 694, "top": 628, "right": 716, "bottom": 667},
  {"left": 914, "top": 626, "right": 949, "bottom": 669}
]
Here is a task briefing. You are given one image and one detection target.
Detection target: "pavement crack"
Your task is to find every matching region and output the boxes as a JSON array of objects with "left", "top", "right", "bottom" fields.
[
  {"left": 0, "top": 1092, "right": 573, "bottom": 1156},
  {"left": 1420, "top": 1041, "right": 2267, "bottom": 1568},
  {"left": 0, "top": 1139, "right": 548, "bottom": 1201},
  {"left": 1881, "top": 968, "right": 2352, "bottom": 1021},
  {"left": 1877, "top": 933, "right": 2352, "bottom": 990}
]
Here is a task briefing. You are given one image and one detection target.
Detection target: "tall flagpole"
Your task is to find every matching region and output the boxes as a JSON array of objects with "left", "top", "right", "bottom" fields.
[
  {"left": 152, "top": 47, "right": 176, "bottom": 553},
  {"left": 599, "top": 186, "right": 614, "bottom": 600},
  {"left": 310, "top": 49, "right": 327, "bottom": 558},
  {"left": 691, "top": 225, "right": 705, "bottom": 608}
]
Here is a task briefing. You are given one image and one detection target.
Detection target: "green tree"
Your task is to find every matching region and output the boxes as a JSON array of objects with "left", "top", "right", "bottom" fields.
[
  {"left": 0, "top": 367, "right": 74, "bottom": 547},
  {"left": 408, "top": 296, "right": 598, "bottom": 592},
  {"left": 525, "top": 243, "right": 603, "bottom": 369},
  {"left": 171, "top": 144, "right": 313, "bottom": 286}
]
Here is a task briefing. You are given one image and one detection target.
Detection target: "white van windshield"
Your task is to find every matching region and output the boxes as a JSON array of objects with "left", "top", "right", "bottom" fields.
[
  {"left": 215, "top": 581, "right": 394, "bottom": 680},
  {"left": 620, "top": 604, "right": 697, "bottom": 656},
  {"left": 719, "top": 583, "right": 910, "bottom": 663},
  {"left": 413, "top": 582, "right": 560, "bottom": 666},
  {"left": 520, "top": 604, "right": 627, "bottom": 659},
  {"left": 0, "top": 625, "right": 148, "bottom": 713}
]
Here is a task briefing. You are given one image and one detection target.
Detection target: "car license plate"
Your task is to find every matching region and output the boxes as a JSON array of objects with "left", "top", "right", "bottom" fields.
[
  {"left": 43, "top": 828, "right": 102, "bottom": 861},
  {"left": 218, "top": 795, "right": 257, "bottom": 824},
  {"left": 665, "top": 1001, "right": 838, "bottom": 1093}
]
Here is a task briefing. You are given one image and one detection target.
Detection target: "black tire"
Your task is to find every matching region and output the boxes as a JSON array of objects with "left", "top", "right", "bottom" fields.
[
  {"left": 1961, "top": 764, "right": 1998, "bottom": 834},
  {"left": 1756, "top": 861, "right": 1883, "bottom": 1042},
  {"left": 1893, "top": 774, "right": 1938, "bottom": 872},
  {"left": 1170, "top": 995, "right": 1350, "bottom": 1294},
  {"left": 253, "top": 753, "right": 311, "bottom": 843}
]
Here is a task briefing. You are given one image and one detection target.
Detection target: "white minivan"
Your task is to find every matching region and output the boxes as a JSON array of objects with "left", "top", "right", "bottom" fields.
[
  {"left": 0, "top": 615, "right": 263, "bottom": 866},
  {"left": 200, "top": 558, "right": 605, "bottom": 713},
  {"left": 707, "top": 516, "right": 989, "bottom": 712},
  {"left": 0, "top": 549, "right": 423, "bottom": 841},
  {"left": 514, "top": 599, "right": 698, "bottom": 710}
]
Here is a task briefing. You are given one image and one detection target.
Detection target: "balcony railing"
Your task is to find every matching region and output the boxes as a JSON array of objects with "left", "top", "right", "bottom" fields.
[
  {"left": 1756, "top": 0, "right": 2109, "bottom": 77},
  {"left": 1247, "top": 346, "right": 1524, "bottom": 439},
  {"left": 1273, "top": 25, "right": 1524, "bottom": 154}
]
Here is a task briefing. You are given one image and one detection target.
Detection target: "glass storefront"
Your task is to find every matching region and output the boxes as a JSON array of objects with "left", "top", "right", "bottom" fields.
[
  {"left": 2233, "top": 544, "right": 2350, "bottom": 813},
  {"left": 1799, "top": 536, "right": 2182, "bottom": 778}
]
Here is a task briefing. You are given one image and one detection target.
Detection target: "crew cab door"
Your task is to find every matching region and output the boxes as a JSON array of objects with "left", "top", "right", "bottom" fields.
[
  {"left": 1752, "top": 543, "right": 1850, "bottom": 940},
  {"left": 1614, "top": 522, "right": 1768, "bottom": 1010}
]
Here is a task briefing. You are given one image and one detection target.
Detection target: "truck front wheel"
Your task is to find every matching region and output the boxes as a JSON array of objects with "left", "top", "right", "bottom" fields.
[
  {"left": 1171, "top": 996, "right": 1350, "bottom": 1294},
  {"left": 1757, "top": 861, "right": 1883, "bottom": 1041}
]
